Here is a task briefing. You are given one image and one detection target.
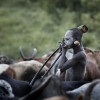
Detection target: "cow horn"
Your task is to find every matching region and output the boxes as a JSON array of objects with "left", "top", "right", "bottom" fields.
[
  {"left": 0, "top": 56, "right": 9, "bottom": 63},
  {"left": 19, "top": 47, "right": 37, "bottom": 61},
  {"left": 0, "top": 56, "right": 8, "bottom": 60}
]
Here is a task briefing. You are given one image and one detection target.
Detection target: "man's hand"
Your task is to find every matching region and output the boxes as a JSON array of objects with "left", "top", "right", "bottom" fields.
[
  {"left": 56, "top": 69, "right": 61, "bottom": 77},
  {"left": 59, "top": 38, "right": 65, "bottom": 47},
  {"left": 59, "top": 38, "right": 66, "bottom": 52}
]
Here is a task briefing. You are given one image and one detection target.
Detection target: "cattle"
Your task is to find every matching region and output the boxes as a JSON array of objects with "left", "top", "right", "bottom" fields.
[
  {"left": 0, "top": 73, "right": 32, "bottom": 97},
  {"left": 84, "top": 47, "right": 100, "bottom": 81},
  {"left": 66, "top": 79, "right": 100, "bottom": 100},
  {"left": 9, "top": 60, "right": 48, "bottom": 82},
  {"left": 0, "top": 75, "right": 66, "bottom": 100},
  {"left": 0, "top": 80, "right": 14, "bottom": 99},
  {"left": 77, "top": 80, "right": 100, "bottom": 100},
  {"left": 20, "top": 75, "right": 65, "bottom": 100},
  {"left": 0, "top": 56, "right": 8, "bottom": 64},
  {"left": 0, "top": 75, "right": 96, "bottom": 100},
  {"left": 0, "top": 60, "right": 48, "bottom": 82},
  {"left": 18, "top": 47, "right": 37, "bottom": 61},
  {"left": 0, "top": 64, "right": 16, "bottom": 79},
  {"left": 18, "top": 47, "right": 55, "bottom": 67},
  {"left": 33, "top": 54, "right": 55, "bottom": 68},
  {"left": 61, "top": 81, "right": 89, "bottom": 92},
  {"left": 0, "top": 55, "right": 16, "bottom": 64}
]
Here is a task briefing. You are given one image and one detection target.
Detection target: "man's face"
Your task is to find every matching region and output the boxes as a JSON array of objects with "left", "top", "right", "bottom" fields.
[{"left": 64, "top": 30, "right": 74, "bottom": 49}]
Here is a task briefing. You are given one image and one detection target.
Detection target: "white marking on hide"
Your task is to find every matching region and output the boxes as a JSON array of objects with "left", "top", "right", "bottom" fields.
[{"left": 0, "top": 64, "right": 9, "bottom": 74}]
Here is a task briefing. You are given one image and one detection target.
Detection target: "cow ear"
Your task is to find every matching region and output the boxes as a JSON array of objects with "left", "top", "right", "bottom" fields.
[{"left": 78, "top": 25, "right": 88, "bottom": 33}]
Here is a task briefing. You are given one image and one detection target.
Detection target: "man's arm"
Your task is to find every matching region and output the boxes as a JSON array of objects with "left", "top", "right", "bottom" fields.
[
  {"left": 60, "top": 51, "right": 85, "bottom": 72},
  {"left": 58, "top": 39, "right": 67, "bottom": 69}
]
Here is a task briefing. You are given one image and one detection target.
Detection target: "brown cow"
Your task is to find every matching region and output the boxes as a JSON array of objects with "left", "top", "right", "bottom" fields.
[
  {"left": 84, "top": 47, "right": 100, "bottom": 81},
  {"left": 0, "top": 64, "right": 16, "bottom": 78},
  {"left": 9, "top": 60, "right": 48, "bottom": 82},
  {"left": 0, "top": 60, "right": 48, "bottom": 82}
]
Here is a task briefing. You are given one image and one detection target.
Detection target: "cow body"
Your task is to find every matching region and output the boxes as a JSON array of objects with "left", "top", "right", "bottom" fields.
[
  {"left": 0, "top": 64, "right": 16, "bottom": 78},
  {"left": 66, "top": 80, "right": 100, "bottom": 100},
  {"left": 0, "top": 73, "right": 32, "bottom": 97},
  {"left": 84, "top": 47, "right": 100, "bottom": 81},
  {"left": 10, "top": 60, "right": 48, "bottom": 82},
  {"left": 61, "top": 81, "right": 89, "bottom": 92}
]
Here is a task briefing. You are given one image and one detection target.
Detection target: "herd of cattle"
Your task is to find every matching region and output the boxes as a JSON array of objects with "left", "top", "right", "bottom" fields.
[{"left": 0, "top": 47, "right": 100, "bottom": 100}]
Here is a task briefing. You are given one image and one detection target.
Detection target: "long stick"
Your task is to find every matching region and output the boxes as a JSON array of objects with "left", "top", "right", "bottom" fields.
[
  {"left": 30, "top": 47, "right": 60, "bottom": 85},
  {"left": 41, "top": 53, "right": 61, "bottom": 80}
]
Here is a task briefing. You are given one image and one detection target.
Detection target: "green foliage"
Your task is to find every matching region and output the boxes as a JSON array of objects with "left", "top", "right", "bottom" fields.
[
  {"left": 42, "top": 0, "right": 67, "bottom": 13},
  {"left": 81, "top": 0, "right": 100, "bottom": 12},
  {"left": 80, "top": 13, "right": 100, "bottom": 32},
  {"left": 0, "top": 0, "right": 100, "bottom": 59},
  {"left": 66, "top": 0, "right": 81, "bottom": 11}
]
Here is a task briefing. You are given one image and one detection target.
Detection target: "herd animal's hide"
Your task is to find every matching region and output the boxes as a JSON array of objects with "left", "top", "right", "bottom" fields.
[
  {"left": 0, "top": 73, "right": 32, "bottom": 97},
  {"left": 66, "top": 80, "right": 100, "bottom": 100},
  {"left": 10, "top": 60, "right": 48, "bottom": 82},
  {"left": 61, "top": 81, "right": 89, "bottom": 92},
  {"left": 0, "top": 75, "right": 66, "bottom": 100},
  {"left": 20, "top": 75, "right": 65, "bottom": 100},
  {"left": 0, "top": 80, "right": 14, "bottom": 99}
]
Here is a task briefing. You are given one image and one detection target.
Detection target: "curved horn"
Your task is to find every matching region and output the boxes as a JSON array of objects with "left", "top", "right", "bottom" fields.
[
  {"left": 19, "top": 47, "right": 26, "bottom": 61},
  {"left": 0, "top": 56, "right": 7, "bottom": 59},
  {"left": 0, "top": 56, "right": 9, "bottom": 63},
  {"left": 83, "top": 80, "right": 100, "bottom": 100},
  {"left": 19, "top": 47, "right": 37, "bottom": 61},
  {"left": 31, "top": 48, "right": 37, "bottom": 59}
]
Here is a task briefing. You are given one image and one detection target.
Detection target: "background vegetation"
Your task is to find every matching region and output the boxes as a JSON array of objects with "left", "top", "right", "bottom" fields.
[{"left": 0, "top": 0, "right": 100, "bottom": 59}]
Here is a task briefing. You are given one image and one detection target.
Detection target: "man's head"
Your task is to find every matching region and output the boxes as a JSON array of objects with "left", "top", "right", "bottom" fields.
[{"left": 64, "top": 25, "right": 88, "bottom": 49}]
